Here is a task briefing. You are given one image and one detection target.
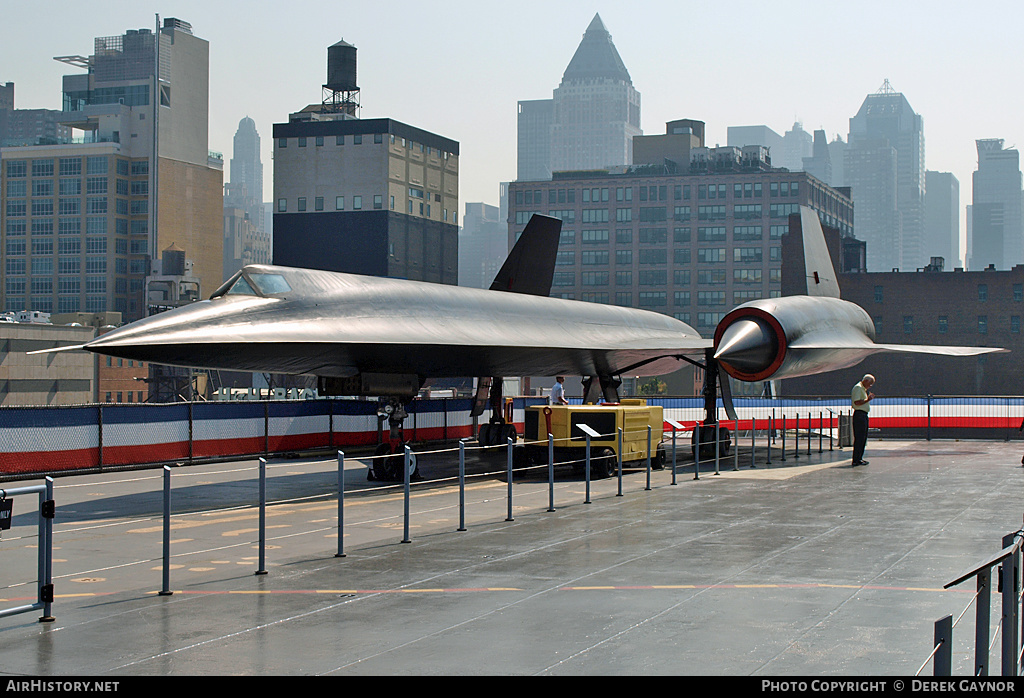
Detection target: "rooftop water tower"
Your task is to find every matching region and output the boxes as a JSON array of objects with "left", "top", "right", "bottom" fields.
[{"left": 322, "top": 39, "right": 360, "bottom": 116}]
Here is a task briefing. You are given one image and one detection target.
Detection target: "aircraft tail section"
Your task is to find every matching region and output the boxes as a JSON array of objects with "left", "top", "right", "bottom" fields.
[
  {"left": 799, "top": 206, "right": 842, "bottom": 299},
  {"left": 489, "top": 214, "right": 562, "bottom": 297}
]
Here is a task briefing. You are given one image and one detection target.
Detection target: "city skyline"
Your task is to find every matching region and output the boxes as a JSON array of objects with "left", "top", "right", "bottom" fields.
[{"left": 3, "top": 0, "right": 1022, "bottom": 262}]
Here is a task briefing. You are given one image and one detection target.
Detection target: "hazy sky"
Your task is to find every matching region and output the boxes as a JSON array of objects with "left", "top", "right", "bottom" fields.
[{"left": 4, "top": 0, "right": 1022, "bottom": 251}]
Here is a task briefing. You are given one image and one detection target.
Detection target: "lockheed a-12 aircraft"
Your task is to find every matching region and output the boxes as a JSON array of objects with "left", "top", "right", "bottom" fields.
[{"left": 51, "top": 209, "right": 1003, "bottom": 479}]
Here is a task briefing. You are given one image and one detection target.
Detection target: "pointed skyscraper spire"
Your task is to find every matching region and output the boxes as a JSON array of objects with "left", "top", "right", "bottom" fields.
[{"left": 561, "top": 12, "right": 632, "bottom": 84}]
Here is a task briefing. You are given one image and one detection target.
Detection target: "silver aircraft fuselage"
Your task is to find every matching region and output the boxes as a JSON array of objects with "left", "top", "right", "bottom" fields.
[{"left": 84, "top": 265, "right": 709, "bottom": 379}]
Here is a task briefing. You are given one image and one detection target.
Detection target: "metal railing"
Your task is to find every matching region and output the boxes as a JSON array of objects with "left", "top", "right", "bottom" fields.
[
  {"left": 0, "top": 478, "right": 55, "bottom": 623},
  {"left": 6, "top": 394, "right": 1024, "bottom": 481},
  {"left": 919, "top": 526, "right": 1023, "bottom": 676}
]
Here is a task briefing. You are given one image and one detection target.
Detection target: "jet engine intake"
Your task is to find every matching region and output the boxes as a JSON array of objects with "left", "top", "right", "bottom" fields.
[{"left": 712, "top": 307, "right": 786, "bottom": 382}]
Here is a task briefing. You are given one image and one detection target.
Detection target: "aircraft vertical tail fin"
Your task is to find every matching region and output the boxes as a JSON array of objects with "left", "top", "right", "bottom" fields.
[
  {"left": 489, "top": 214, "right": 562, "bottom": 297},
  {"left": 799, "top": 206, "right": 842, "bottom": 299}
]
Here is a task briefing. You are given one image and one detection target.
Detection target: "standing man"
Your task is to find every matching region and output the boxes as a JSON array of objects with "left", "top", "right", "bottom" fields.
[
  {"left": 550, "top": 376, "right": 569, "bottom": 405},
  {"left": 851, "top": 374, "right": 875, "bottom": 466}
]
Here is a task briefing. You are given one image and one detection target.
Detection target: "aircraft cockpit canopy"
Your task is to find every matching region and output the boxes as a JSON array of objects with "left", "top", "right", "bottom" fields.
[{"left": 211, "top": 270, "right": 292, "bottom": 299}]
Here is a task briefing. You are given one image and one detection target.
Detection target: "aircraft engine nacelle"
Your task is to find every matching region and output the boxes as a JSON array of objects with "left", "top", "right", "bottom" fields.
[{"left": 713, "top": 296, "right": 876, "bottom": 382}]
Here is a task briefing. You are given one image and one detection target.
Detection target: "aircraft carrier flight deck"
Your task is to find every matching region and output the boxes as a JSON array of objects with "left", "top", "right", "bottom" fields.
[{"left": 0, "top": 437, "right": 1021, "bottom": 677}]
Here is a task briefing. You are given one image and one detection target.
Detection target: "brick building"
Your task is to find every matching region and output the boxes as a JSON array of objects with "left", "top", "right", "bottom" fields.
[{"left": 780, "top": 226, "right": 1020, "bottom": 397}]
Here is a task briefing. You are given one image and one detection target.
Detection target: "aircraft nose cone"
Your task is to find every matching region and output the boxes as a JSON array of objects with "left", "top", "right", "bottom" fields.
[{"left": 714, "top": 317, "right": 777, "bottom": 374}]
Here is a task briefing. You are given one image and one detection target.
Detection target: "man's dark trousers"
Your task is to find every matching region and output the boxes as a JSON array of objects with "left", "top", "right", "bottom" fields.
[{"left": 852, "top": 410, "right": 869, "bottom": 463}]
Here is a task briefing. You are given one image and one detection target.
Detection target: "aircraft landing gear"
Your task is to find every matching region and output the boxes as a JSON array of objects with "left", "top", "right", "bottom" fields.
[
  {"left": 478, "top": 420, "right": 518, "bottom": 447},
  {"left": 473, "top": 377, "right": 518, "bottom": 447},
  {"left": 368, "top": 397, "right": 420, "bottom": 482}
]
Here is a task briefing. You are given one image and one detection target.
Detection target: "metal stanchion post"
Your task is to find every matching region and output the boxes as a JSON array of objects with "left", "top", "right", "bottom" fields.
[
  {"left": 766, "top": 416, "right": 773, "bottom": 466},
  {"left": 693, "top": 423, "right": 700, "bottom": 480},
  {"left": 256, "top": 457, "right": 267, "bottom": 575},
  {"left": 645, "top": 425, "right": 652, "bottom": 490},
  {"left": 617, "top": 428, "right": 624, "bottom": 495},
  {"left": 668, "top": 420, "right": 681, "bottom": 485},
  {"left": 336, "top": 451, "right": 346, "bottom": 558},
  {"left": 160, "top": 465, "right": 173, "bottom": 595},
  {"left": 819, "top": 412, "right": 823, "bottom": 453},
  {"left": 40, "top": 477, "right": 54, "bottom": 622},
  {"left": 751, "top": 416, "right": 756, "bottom": 468},
  {"left": 505, "top": 437, "right": 514, "bottom": 522},
  {"left": 781, "top": 415, "right": 787, "bottom": 461},
  {"left": 732, "top": 419, "right": 738, "bottom": 471},
  {"left": 458, "top": 440, "right": 467, "bottom": 531},
  {"left": 714, "top": 423, "right": 720, "bottom": 475},
  {"left": 547, "top": 433, "right": 555, "bottom": 512},
  {"left": 585, "top": 433, "right": 592, "bottom": 504},
  {"left": 402, "top": 445, "right": 412, "bottom": 543},
  {"left": 794, "top": 413, "right": 800, "bottom": 459}
]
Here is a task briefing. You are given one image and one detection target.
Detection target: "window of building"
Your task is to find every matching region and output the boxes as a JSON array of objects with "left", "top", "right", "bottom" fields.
[
  {"left": 353, "top": 196, "right": 362, "bottom": 210},
  {"left": 903, "top": 316, "right": 913, "bottom": 334},
  {"left": 297, "top": 197, "right": 306, "bottom": 212},
  {"left": 1013, "top": 316, "right": 1021, "bottom": 334},
  {"left": 938, "top": 316, "right": 948, "bottom": 334},
  {"left": 278, "top": 198, "right": 287, "bottom": 212},
  {"left": 374, "top": 195, "right": 383, "bottom": 210},
  {"left": 978, "top": 316, "right": 988, "bottom": 334},
  {"left": 874, "top": 286, "right": 883, "bottom": 303},
  {"left": 298, "top": 137, "right": 306, "bottom": 147},
  {"left": 335, "top": 196, "right": 344, "bottom": 210},
  {"left": 639, "top": 292, "right": 667, "bottom": 307},
  {"left": 978, "top": 284, "right": 987, "bottom": 301},
  {"left": 315, "top": 197, "right": 324, "bottom": 211}
]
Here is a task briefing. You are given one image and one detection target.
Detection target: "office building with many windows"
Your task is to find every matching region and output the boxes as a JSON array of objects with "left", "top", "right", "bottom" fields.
[
  {"left": 1, "top": 19, "right": 223, "bottom": 322},
  {"left": 506, "top": 143, "right": 855, "bottom": 341},
  {"left": 273, "top": 41, "right": 459, "bottom": 284},
  {"left": 972, "top": 139, "right": 1023, "bottom": 271}
]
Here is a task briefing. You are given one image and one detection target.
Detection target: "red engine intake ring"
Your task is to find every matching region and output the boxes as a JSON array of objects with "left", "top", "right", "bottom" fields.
[{"left": 713, "top": 306, "right": 788, "bottom": 382}]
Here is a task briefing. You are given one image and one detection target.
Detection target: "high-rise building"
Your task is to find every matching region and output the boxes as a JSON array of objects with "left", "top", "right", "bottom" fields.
[
  {"left": 802, "top": 129, "right": 833, "bottom": 185},
  {"left": 971, "top": 139, "right": 1023, "bottom": 271},
  {"left": 845, "top": 80, "right": 926, "bottom": 272},
  {"left": 225, "top": 117, "right": 264, "bottom": 237},
  {"left": 516, "top": 100, "right": 553, "bottom": 182},
  {"left": 728, "top": 125, "right": 783, "bottom": 161},
  {"left": 458, "top": 202, "right": 507, "bottom": 289},
  {"left": 779, "top": 122, "right": 813, "bottom": 173},
  {"left": 517, "top": 14, "right": 641, "bottom": 180},
  {"left": 223, "top": 116, "right": 269, "bottom": 277},
  {"left": 273, "top": 40, "right": 459, "bottom": 284},
  {"left": 924, "top": 171, "right": 959, "bottom": 268},
  {"left": 0, "top": 18, "right": 223, "bottom": 322},
  {"left": 0, "top": 81, "right": 71, "bottom": 147},
  {"left": 828, "top": 135, "right": 848, "bottom": 188}
]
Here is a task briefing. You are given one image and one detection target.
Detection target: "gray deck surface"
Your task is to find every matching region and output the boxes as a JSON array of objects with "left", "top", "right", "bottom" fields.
[{"left": 0, "top": 436, "right": 1021, "bottom": 676}]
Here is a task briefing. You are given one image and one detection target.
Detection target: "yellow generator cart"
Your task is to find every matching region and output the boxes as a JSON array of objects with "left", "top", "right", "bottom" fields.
[{"left": 521, "top": 400, "right": 666, "bottom": 478}]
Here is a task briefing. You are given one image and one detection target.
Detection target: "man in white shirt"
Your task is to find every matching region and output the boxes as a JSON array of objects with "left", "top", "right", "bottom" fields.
[
  {"left": 550, "top": 376, "right": 569, "bottom": 405},
  {"left": 851, "top": 374, "right": 875, "bottom": 466}
]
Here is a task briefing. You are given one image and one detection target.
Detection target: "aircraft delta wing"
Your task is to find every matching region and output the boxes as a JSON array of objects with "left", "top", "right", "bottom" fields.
[{"left": 713, "top": 206, "right": 1006, "bottom": 383}]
